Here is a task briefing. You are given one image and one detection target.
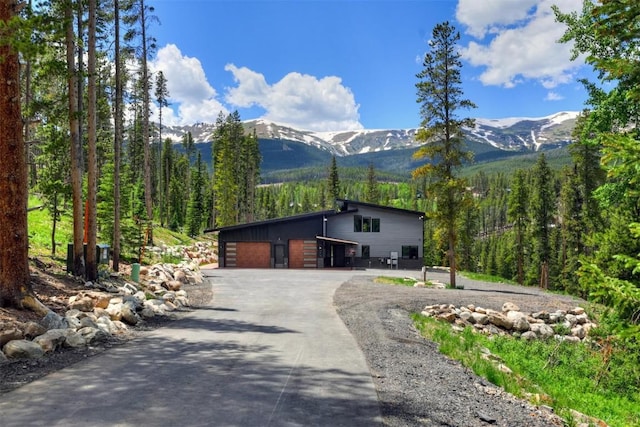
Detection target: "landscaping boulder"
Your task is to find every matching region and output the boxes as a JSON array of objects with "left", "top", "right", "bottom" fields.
[
  {"left": 68, "top": 295, "right": 94, "bottom": 312},
  {"left": 3, "top": 340, "right": 44, "bottom": 359},
  {"left": 41, "top": 311, "right": 68, "bottom": 330},
  {"left": 487, "top": 311, "right": 514, "bottom": 330},
  {"left": 506, "top": 311, "right": 530, "bottom": 332},
  {"left": 173, "top": 269, "right": 187, "bottom": 283},
  {"left": 33, "top": 329, "right": 67, "bottom": 353},
  {"left": 530, "top": 323, "right": 554, "bottom": 339},
  {"left": 64, "top": 330, "right": 87, "bottom": 348},
  {"left": 120, "top": 302, "right": 141, "bottom": 326},
  {"left": 0, "top": 328, "right": 24, "bottom": 347},
  {"left": 23, "top": 321, "right": 46, "bottom": 339}
]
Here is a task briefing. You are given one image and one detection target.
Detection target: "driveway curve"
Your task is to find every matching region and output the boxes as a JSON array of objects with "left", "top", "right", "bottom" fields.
[{"left": 0, "top": 269, "right": 382, "bottom": 427}]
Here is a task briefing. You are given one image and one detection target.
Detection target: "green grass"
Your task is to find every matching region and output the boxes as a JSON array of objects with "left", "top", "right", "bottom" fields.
[
  {"left": 412, "top": 314, "right": 640, "bottom": 427},
  {"left": 28, "top": 196, "right": 73, "bottom": 261},
  {"left": 375, "top": 276, "right": 420, "bottom": 286},
  {"left": 27, "top": 195, "right": 203, "bottom": 268},
  {"left": 460, "top": 271, "right": 517, "bottom": 285},
  {"left": 152, "top": 227, "right": 198, "bottom": 247}
]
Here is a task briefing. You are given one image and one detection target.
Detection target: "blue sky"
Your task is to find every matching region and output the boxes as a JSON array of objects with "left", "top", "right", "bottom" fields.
[{"left": 150, "top": 0, "right": 590, "bottom": 132}]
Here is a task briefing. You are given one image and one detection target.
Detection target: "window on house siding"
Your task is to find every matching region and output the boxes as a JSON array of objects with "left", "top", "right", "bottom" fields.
[
  {"left": 362, "top": 245, "right": 370, "bottom": 259},
  {"left": 402, "top": 245, "right": 418, "bottom": 259},
  {"left": 354, "top": 215, "right": 362, "bottom": 232},
  {"left": 362, "top": 217, "right": 371, "bottom": 232},
  {"left": 354, "top": 215, "right": 380, "bottom": 232}
]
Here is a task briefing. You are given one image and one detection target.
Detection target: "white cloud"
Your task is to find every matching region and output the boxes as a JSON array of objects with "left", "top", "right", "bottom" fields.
[
  {"left": 457, "top": 0, "right": 585, "bottom": 89},
  {"left": 225, "top": 64, "right": 363, "bottom": 132},
  {"left": 456, "top": 0, "right": 538, "bottom": 38},
  {"left": 545, "top": 91, "right": 564, "bottom": 101},
  {"left": 149, "top": 47, "right": 361, "bottom": 131},
  {"left": 150, "top": 44, "right": 228, "bottom": 125}
]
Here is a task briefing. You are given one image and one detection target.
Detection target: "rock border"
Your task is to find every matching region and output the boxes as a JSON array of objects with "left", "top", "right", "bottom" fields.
[
  {"left": 1, "top": 243, "right": 213, "bottom": 361},
  {"left": 421, "top": 302, "right": 596, "bottom": 342}
]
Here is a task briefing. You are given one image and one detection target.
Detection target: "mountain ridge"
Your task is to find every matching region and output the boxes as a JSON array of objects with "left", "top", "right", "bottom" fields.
[{"left": 160, "top": 111, "right": 579, "bottom": 157}]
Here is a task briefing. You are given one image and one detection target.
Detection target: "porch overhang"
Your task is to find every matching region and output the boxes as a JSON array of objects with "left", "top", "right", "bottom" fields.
[{"left": 315, "top": 235, "right": 359, "bottom": 245}]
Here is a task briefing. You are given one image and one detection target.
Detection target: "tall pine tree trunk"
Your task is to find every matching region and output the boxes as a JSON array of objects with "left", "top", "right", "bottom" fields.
[
  {"left": 140, "top": 0, "right": 153, "bottom": 243},
  {"left": 85, "top": 0, "right": 98, "bottom": 281},
  {"left": 113, "top": 0, "right": 122, "bottom": 272},
  {"left": 66, "top": 1, "right": 84, "bottom": 277},
  {"left": 0, "top": 0, "right": 30, "bottom": 307},
  {"left": 448, "top": 229, "right": 457, "bottom": 288},
  {"left": 0, "top": 0, "right": 47, "bottom": 315}
]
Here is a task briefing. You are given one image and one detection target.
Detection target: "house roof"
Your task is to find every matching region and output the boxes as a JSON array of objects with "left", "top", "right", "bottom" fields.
[
  {"left": 336, "top": 199, "right": 425, "bottom": 217},
  {"left": 205, "top": 199, "right": 425, "bottom": 234},
  {"left": 205, "top": 209, "right": 336, "bottom": 233}
]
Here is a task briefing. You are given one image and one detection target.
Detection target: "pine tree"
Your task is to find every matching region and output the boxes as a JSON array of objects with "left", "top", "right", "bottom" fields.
[
  {"left": 507, "top": 169, "right": 529, "bottom": 285},
  {"left": 211, "top": 111, "right": 261, "bottom": 226},
  {"left": 124, "top": 0, "right": 157, "bottom": 242},
  {"left": 457, "top": 191, "right": 478, "bottom": 272},
  {"left": 365, "top": 163, "right": 380, "bottom": 204},
  {"left": 113, "top": 0, "right": 125, "bottom": 271},
  {"left": 238, "top": 129, "right": 261, "bottom": 222},
  {"left": 154, "top": 70, "right": 170, "bottom": 226},
  {"left": 412, "top": 21, "right": 476, "bottom": 288},
  {"left": 159, "top": 138, "right": 173, "bottom": 227},
  {"left": 558, "top": 167, "right": 584, "bottom": 294},
  {"left": 327, "top": 156, "right": 340, "bottom": 208},
  {"left": 0, "top": 0, "right": 31, "bottom": 307},
  {"left": 169, "top": 155, "right": 189, "bottom": 231},
  {"left": 529, "top": 153, "right": 556, "bottom": 288},
  {"left": 186, "top": 151, "right": 205, "bottom": 237},
  {"left": 65, "top": 1, "right": 84, "bottom": 277},
  {"left": 85, "top": 0, "right": 98, "bottom": 281},
  {"left": 212, "top": 113, "right": 240, "bottom": 227},
  {"left": 155, "top": 70, "right": 169, "bottom": 146}
]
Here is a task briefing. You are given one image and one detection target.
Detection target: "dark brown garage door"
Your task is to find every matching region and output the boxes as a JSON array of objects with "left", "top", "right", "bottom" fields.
[
  {"left": 289, "top": 239, "right": 318, "bottom": 268},
  {"left": 225, "top": 242, "right": 271, "bottom": 268}
]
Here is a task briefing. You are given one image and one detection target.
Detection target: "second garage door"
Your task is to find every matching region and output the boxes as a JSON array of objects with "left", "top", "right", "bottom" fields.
[
  {"left": 289, "top": 239, "right": 318, "bottom": 268},
  {"left": 225, "top": 242, "right": 271, "bottom": 268}
]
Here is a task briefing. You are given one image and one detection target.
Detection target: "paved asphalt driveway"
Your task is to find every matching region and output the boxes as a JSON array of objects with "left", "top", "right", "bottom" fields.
[{"left": 0, "top": 269, "right": 389, "bottom": 427}]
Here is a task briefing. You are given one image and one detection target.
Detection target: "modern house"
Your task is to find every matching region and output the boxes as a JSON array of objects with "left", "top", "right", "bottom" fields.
[{"left": 209, "top": 199, "right": 425, "bottom": 269}]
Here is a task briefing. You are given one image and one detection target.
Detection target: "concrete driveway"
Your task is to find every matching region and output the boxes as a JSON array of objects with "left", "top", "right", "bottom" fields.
[{"left": 0, "top": 269, "right": 387, "bottom": 427}]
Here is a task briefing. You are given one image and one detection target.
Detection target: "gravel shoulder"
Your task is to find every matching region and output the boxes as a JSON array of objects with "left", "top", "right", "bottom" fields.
[{"left": 334, "top": 270, "right": 584, "bottom": 427}]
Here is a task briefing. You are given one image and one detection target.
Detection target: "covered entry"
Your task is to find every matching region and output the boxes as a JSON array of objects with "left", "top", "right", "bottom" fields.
[{"left": 316, "top": 236, "right": 358, "bottom": 268}]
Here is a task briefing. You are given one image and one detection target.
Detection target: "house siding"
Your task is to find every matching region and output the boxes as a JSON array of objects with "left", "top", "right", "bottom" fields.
[
  {"left": 218, "top": 214, "right": 325, "bottom": 268},
  {"left": 327, "top": 205, "right": 423, "bottom": 268},
  {"left": 213, "top": 201, "right": 424, "bottom": 270}
]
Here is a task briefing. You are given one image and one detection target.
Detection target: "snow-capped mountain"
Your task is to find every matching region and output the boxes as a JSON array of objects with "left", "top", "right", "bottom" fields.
[
  {"left": 468, "top": 111, "right": 578, "bottom": 152},
  {"left": 159, "top": 111, "right": 579, "bottom": 156}
]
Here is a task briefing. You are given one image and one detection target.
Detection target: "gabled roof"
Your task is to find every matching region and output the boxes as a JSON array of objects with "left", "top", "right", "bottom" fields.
[
  {"left": 336, "top": 199, "right": 425, "bottom": 217},
  {"left": 205, "top": 209, "right": 336, "bottom": 233}
]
